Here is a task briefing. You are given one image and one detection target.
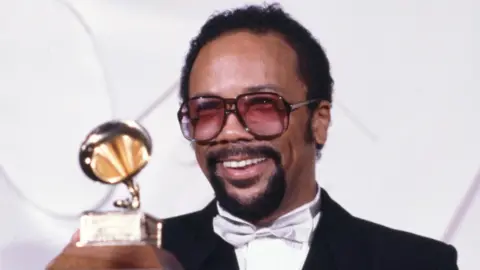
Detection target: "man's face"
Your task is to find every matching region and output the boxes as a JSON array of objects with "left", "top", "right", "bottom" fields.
[{"left": 187, "top": 31, "right": 329, "bottom": 222}]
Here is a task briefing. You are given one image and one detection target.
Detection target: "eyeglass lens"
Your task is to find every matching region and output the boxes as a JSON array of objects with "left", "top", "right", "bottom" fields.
[{"left": 179, "top": 93, "right": 290, "bottom": 142}]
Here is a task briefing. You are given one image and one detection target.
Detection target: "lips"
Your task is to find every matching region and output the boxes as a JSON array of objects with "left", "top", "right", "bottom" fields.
[{"left": 216, "top": 156, "right": 271, "bottom": 183}]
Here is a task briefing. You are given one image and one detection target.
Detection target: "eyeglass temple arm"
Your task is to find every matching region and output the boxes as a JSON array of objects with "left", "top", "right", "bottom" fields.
[{"left": 290, "top": 99, "right": 321, "bottom": 111}]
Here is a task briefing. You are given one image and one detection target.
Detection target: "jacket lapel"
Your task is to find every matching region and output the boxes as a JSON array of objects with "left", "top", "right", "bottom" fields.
[
  {"left": 302, "top": 189, "right": 374, "bottom": 270},
  {"left": 183, "top": 201, "right": 239, "bottom": 270}
]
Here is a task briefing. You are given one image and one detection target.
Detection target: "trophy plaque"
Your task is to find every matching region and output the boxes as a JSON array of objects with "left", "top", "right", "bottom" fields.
[{"left": 47, "top": 120, "right": 183, "bottom": 270}]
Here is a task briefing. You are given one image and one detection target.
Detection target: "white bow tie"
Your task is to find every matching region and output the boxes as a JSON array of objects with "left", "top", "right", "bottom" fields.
[
  {"left": 213, "top": 212, "right": 315, "bottom": 247},
  {"left": 212, "top": 192, "right": 321, "bottom": 248}
]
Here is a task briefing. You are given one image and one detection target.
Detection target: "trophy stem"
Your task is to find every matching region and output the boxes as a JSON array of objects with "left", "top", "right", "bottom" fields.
[{"left": 113, "top": 178, "right": 140, "bottom": 210}]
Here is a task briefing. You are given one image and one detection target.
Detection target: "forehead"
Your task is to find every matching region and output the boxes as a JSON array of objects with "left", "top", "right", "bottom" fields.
[{"left": 189, "top": 31, "right": 304, "bottom": 99}]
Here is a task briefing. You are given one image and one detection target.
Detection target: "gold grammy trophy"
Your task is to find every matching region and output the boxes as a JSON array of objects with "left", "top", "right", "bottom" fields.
[{"left": 47, "top": 120, "right": 183, "bottom": 270}]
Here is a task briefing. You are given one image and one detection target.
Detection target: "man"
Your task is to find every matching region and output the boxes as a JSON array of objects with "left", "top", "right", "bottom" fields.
[
  {"left": 163, "top": 4, "right": 458, "bottom": 270},
  {"left": 72, "top": 4, "right": 458, "bottom": 270}
]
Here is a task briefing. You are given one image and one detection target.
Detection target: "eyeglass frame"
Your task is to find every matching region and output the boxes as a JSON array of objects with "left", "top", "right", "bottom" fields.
[{"left": 177, "top": 92, "right": 321, "bottom": 142}]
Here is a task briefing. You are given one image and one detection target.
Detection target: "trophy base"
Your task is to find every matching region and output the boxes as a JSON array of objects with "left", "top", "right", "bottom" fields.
[
  {"left": 46, "top": 211, "right": 184, "bottom": 270},
  {"left": 46, "top": 244, "right": 183, "bottom": 270},
  {"left": 76, "top": 210, "right": 161, "bottom": 248}
]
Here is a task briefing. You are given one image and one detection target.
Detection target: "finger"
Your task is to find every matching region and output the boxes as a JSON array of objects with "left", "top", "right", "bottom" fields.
[{"left": 70, "top": 229, "right": 80, "bottom": 243}]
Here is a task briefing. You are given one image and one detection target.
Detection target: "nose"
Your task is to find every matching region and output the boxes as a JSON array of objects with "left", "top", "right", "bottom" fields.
[{"left": 215, "top": 112, "right": 254, "bottom": 143}]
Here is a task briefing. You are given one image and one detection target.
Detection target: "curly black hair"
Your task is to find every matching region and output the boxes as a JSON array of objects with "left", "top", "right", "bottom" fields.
[{"left": 180, "top": 3, "right": 334, "bottom": 154}]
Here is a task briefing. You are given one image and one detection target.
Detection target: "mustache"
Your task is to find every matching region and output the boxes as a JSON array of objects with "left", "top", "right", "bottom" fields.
[{"left": 206, "top": 144, "right": 282, "bottom": 165}]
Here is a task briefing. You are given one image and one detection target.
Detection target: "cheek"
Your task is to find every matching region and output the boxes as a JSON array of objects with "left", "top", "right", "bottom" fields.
[
  {"left": 277, "top": 114, "right": 310, "bottom": 171},
  {"left": 194, "top": 146, "right": 209, "bottom": 173}
]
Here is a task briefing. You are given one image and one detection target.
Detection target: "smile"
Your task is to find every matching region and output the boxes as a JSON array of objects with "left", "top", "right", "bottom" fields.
[
  {"left": 217, "top": 156, "right": 271, "bottom": 183},
  {"left": 222, "top": 157, "right": 266, "bottom": 169}
]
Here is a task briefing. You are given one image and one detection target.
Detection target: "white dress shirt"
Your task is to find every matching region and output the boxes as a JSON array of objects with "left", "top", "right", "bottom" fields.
[{"left": 213, "top": 189, "right": 321, "bottom": 270}]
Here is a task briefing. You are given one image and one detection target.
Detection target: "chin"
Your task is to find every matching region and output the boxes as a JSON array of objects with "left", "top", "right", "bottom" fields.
[{"left": 227, "top": 186, "right": 267, "bottom": 206}]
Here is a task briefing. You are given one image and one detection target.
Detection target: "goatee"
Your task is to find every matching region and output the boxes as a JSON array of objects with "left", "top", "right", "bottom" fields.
[{"left": 206, "top": 144, "right": 286, "bottom": 223}]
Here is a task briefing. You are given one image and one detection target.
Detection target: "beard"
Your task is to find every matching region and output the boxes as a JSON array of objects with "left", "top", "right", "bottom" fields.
[{"left": 206, "top": 144, "right": 286, "bottom": 223}]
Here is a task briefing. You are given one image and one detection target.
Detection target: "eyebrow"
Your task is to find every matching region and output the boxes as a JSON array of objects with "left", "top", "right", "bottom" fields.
[
  {"left": 190, "top": 84, "right": 284, "bottom": 99},
  {"left": 245, "top": 84, "right": 283, "bottom": 93}
]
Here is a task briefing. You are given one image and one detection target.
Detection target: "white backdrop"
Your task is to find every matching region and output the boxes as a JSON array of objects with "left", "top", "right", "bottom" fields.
[{"left": 0, "top": 0, "right": 478, "bottom": 269}]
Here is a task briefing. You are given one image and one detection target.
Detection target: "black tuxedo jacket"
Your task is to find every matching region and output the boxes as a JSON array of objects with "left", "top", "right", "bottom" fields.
[{"left": 162, "top": 189, "right": 458, "bottom": 270}]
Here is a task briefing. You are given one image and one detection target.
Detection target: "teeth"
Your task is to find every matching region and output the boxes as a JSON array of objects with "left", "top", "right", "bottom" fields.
[{"left": 223, "top": 158, "right": 266, "bottom": 168}]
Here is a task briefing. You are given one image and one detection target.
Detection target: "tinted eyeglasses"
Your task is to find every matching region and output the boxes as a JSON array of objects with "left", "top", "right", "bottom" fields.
[{"left": 177, "top": 92, "right": 320, "bottom": 143}]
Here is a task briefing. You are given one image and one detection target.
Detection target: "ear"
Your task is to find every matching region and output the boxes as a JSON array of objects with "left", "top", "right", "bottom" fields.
[{"left": 311, "top": 101, "right": 331, "bottom": 145}]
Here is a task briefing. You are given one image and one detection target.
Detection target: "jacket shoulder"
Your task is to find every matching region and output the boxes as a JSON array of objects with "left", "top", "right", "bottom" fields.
[{"left": 352, "top": 216, "right": 458, "bottom": 269}]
